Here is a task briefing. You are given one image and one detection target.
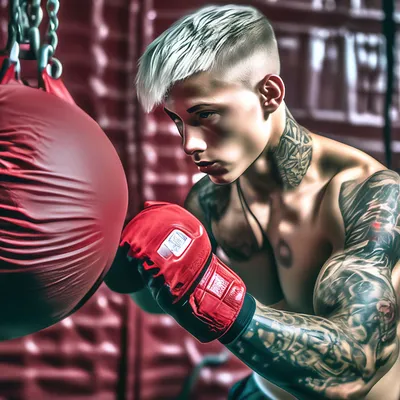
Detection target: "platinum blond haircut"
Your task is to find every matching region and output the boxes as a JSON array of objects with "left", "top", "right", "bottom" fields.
[{"left": 136, "top": 4, "right": 279, "bottom": 113}]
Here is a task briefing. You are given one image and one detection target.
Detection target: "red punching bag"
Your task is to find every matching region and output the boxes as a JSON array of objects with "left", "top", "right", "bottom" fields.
[{"left": 0, "top": 84, "right": 128, "bottom": 340}]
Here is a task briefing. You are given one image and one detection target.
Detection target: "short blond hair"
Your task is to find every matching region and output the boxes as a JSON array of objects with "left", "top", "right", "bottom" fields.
[{"left": 136, "top": 4, "right": 279, "bottom": 112}]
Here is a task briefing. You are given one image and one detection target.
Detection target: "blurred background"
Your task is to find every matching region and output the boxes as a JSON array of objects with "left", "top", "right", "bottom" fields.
[{"left": 0, "top": 0, "right": 399, "bottom": 399}]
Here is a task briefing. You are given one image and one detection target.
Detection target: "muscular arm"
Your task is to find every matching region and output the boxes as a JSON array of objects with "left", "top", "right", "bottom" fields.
[{"left": 225, "top": 170, "right": 400, "bottom": 400}]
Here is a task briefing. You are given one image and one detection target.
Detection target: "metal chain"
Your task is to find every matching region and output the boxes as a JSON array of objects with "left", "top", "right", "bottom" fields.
[
  {"left": 2, "top": 0, "right": 25, "bottom": 76},
  {"left": 5, "top": 0, "right": 23, "bottom": 53},
  {"left": 39, "top": 0, "right": 62, "bottom": 78},
  {"left": 46, "top": 0, "right": 59, "bottom": 53},
  {"left": 3, "top": 0, "right": 62, "bottom": 79},
  {"left": 21, "top": 0, "right": 43, "bottom": 57},
  {"left": 4, "top": 0, "right": 42, "bottom": 68}
]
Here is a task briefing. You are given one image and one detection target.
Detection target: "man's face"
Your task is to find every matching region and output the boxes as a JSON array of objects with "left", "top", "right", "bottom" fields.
[{"left": 164, "top": 71, "right": 271, "bottom": 184}]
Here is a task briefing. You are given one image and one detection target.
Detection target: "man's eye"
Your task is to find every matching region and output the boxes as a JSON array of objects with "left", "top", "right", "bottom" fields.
[{"left": 198, "top": 111, "right": 217, "bottom": 119}]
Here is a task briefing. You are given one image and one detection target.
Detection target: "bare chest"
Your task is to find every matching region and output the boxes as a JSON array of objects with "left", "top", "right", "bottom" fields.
[{"left": 212, "top": 188, "right": 333, "bottom": 314}]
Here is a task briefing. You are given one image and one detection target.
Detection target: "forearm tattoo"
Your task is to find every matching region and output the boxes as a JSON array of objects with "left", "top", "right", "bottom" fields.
[{"left": 227, "top": 170, "right": 400, "bottom": 399}]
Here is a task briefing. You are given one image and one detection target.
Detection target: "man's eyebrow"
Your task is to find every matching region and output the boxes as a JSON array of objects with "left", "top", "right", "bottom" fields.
[
  {"left": 186, "top": 104, "right": 214, "bottom": 113},
  {"left": 164, "top": 104, "right": 215, "bottom": 116}
]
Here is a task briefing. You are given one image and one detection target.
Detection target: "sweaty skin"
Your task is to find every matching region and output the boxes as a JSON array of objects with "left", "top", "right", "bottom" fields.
[{"left": 134, "top": 69, "right": 400, "bottom": 399}]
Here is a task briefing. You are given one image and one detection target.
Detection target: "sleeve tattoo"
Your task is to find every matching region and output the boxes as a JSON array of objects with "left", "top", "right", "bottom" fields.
[{"left": 226, "top": 170, "right": 400, "bottom": 399}]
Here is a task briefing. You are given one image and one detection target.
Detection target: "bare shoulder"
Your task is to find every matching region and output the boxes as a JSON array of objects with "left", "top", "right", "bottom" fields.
[
  {"left": 313, "top": 133, "right": 396, "bottom": 245},
  {"left": 320, "top": 160, "right": 400, "bottom": 251}
]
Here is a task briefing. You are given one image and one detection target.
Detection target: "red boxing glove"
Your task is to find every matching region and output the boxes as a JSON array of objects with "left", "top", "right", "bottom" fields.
[
  {"left": 120, "top": 201, "right": 255, "bottom": 344},
  {"left": 103, "top": 243, "right": 145, "bottom": 294}
]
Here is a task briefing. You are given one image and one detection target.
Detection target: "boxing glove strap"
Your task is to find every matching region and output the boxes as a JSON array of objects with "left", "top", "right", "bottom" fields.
[
  {"left": 174, "top": 251, "right": 214, "bottom": 307},
  {"left": 219, "top": 293, "right": 256, "bottom": 345}
]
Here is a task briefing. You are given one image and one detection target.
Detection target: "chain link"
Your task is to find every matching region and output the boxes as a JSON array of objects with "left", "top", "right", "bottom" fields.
[
  {"left": 22, "top": 0, "right": 43, "bottom": 57},
  {"left": 46, "top": 0, "right": 59, "bottom": 52},
  {"left": 39, "top": 0, "right": 62, "bottom": 78}
]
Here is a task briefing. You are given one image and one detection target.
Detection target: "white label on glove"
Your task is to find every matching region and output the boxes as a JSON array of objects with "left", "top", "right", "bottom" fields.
[
  {"left": 209, "top": 273, "right": 229, "bottom": 298},
  {"left": 158, "top": 229, "right": 192, "bottom": 258}
]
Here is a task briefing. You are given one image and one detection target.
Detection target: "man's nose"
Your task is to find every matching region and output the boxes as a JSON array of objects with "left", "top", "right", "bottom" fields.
[{"left": 182, "top": 127, "right": 207, "bottom": 155}]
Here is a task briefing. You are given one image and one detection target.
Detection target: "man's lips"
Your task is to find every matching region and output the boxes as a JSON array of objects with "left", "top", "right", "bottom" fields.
[
  {"left": 195, "top": 161, "right": 216, "bottom": 167},
  {"left": 195, "top": 161, "right": 228, "bottom": 175}
]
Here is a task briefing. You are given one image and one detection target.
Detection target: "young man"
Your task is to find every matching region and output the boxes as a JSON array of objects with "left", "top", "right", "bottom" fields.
[{"left": 105, "top": 4, "right": 400, "bottom": 399}]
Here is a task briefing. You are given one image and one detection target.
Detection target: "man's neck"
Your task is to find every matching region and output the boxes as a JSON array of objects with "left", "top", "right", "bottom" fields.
[
  {"left": 271, "top": 108, "right": 313, "bottom": 190},
  {"left": 241, "top": 107, "right": 313, "bottom": 197}
]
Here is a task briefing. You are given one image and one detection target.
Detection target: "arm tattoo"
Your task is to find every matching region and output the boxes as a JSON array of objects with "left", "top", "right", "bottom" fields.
[{"left": 227, "top": 170, "right": 400, "bottom": 399}]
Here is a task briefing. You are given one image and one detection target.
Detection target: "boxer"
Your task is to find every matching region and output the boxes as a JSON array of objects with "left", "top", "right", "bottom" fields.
[{"left": 107, "top": 5, "right": 400, "bottom": 399}]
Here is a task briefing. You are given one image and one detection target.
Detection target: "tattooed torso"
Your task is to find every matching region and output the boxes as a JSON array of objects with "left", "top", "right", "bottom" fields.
[{"left": 190, "top": 130, "right": 400, "bottom": 399}]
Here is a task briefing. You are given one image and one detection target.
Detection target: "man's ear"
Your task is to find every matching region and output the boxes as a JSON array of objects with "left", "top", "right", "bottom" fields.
[{"left": 259, "top": 74, "right": 285, "bottom": 113}]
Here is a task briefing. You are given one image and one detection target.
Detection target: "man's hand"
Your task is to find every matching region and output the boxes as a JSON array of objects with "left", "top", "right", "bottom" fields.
[{"left": 120, "top": 201, "right": 256, "bottom": 343}]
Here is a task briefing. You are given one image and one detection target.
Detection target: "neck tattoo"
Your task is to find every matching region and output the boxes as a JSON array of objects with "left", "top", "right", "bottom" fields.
[{"left": 271, "top": 109, "right": 313, "bottom": 189}]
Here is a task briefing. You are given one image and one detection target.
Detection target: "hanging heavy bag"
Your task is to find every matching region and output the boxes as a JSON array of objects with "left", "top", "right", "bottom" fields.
[{"left": 0, "top": 0, "right": 128, "bottom": 340}]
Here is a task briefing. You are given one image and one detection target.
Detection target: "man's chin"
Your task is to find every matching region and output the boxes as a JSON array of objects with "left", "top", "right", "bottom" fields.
[{"left": 208, "top": 172, "right": 237, "bottom": 186}]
